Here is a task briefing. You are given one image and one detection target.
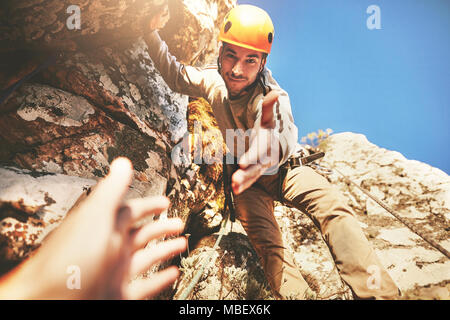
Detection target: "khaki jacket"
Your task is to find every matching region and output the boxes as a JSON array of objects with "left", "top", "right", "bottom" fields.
[{"left": 145, "top": 31, "right": 298, "bottom": 167}]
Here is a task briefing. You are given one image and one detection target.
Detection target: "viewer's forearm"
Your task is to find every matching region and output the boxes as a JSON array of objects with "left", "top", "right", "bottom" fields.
[{"left": 0, "top": 261, "right": 36, "bottom": 299}]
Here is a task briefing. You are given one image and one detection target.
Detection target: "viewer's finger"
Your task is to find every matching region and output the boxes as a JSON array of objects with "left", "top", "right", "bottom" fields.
[
  {"left": 130, "top": 218, "right": 184, "bottom": 251},
  {"left": 126, "top": 266, "right": 180, "bottom": 300},
  {"left": 129, "top": 237, "right": 187, "bottom": 276},
  {"left": 126, "top": 196, "right": 170, "bottom": 226},
  {"left": 88, "top": 157, "right": 133, "bottom": 214}
]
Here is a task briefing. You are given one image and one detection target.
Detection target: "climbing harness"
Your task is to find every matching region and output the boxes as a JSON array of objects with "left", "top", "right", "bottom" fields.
[
  {"left": 278, "top": 150, "right": 325, "bottom": 203},
  {"left": 285, "top": 151, "right": 325, "bottom": 168}
]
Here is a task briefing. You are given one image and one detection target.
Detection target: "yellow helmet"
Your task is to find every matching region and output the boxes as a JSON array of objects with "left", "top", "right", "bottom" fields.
[{"left": 219, "top": 5, "right": 275, "bottom": 54}]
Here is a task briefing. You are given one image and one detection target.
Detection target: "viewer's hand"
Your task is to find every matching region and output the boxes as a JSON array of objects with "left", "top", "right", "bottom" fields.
[
  {"left": 149, "top": 3, "right": 170, "bottom": 31},
  {"left": 0, "top": 157, "right": 187, "bottom": 299},
  {"left": 232, "top": 91, "right": 281, "bottom": 195}
]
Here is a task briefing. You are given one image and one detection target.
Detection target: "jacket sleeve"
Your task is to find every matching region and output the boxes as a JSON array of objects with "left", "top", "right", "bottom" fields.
[
  {"left": 249, "top": 89, "right": 299, "bottom": 167},
  {"left": 144, "top": 31, "right": 218, "bottom": 98}
]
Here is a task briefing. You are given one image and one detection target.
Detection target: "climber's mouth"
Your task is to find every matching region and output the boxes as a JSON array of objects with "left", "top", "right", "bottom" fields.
[
  {"left": 228, "top": 75, "right": 246, "bottom": 82},
  {"left": 222, "top": 68, "right": 255, "bottom": 98}
]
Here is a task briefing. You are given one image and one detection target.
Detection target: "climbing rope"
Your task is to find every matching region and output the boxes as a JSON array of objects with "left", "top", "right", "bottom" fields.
[
  {"left": 322, "top": 164, "right": 450, "bottom": 259},
  {"left": 176, "top": 151, "right": 449, "bottom": 300},
  {"left": 176, "top": 211, "right": 230, "bottom": 300}
]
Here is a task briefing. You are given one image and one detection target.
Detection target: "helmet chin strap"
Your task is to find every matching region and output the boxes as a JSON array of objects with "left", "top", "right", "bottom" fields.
[{"left": 217, "top": 45, "right": 223, "bottom": 74}]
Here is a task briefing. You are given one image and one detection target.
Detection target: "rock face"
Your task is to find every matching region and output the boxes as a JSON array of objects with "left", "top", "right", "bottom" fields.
[
  {"left": 0, "top": 166, "right": 96, "bottom": 274},
  {"left": 1, "top": 0, "right": 165, "bottom": 52},
  {"left": 172, "top": 133, "right": 449, "bottom": 300},
  {"left": 318, "top": 133, "right": 450, "bottom": 299},
  {"left": 160, "top": 0, "right": 236, "bottom": 66},
  {"left": 0, "top": 0, "right": 231, "bottom": 66},
  {"left": 0, "top": 0, "right": 234, "bottom": 276},
  {"left": 1, "top": 1, "right": 448, "bottom": 300}
]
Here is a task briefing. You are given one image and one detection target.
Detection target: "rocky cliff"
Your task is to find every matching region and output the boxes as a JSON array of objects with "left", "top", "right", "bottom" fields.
[
  {"left": 319, "top": 133, "right": 450, "bottom": 299},
  {"left": 0, "top": 0, "right": 233, "bottom": 274},
  {"left": 1, "top": 0, "right": 448, "bottom": 300},
  {"left": 170, "top": 132, "right": 450, "bottom": 300}
]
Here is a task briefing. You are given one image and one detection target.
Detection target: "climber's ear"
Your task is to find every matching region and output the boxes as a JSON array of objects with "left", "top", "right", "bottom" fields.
[{"left": 259, "top": 53, "right": 268, "bottom": 72}]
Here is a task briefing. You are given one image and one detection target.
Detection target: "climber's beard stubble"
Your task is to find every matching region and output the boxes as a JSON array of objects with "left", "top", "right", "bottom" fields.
[
  {"left": 224, "top": 73, "right": 250, "bottom": 99},
  {"left": 219, "top": 43, "right": 264, "bottom": 100}
]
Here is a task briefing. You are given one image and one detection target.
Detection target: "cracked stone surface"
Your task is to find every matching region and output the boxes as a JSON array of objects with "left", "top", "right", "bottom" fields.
[
  {"left": 0, "top": 0, "right": 231, "bottom": 278},
  {"left": 0, "top": 166, "right": 96, "bottom": 265},
  {"left": 318, "top": 132, "right": 450, "bottom": 299},
  {"left": 172, "top": 132, "right": 449, "bottom": 300},
  {"left": 1, "top": 0, "right": 234, "bottom": 66}
]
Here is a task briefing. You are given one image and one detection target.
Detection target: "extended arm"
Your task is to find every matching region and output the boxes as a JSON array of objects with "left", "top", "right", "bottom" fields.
[
  {"left": 232, "top": 89, "right": 298, "bottom": 195},
  {"left": 145, "top": 31, "right": 216, "bottom": 98},
  {"left": 252, "top": 89, "right": 298, "bottom": 166},
  {"left": 144, "top": 4, "right": 218, "bottom": 99}
]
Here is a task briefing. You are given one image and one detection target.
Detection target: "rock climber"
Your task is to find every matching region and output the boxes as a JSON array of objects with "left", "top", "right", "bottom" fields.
[{"left": 145, "top": 3, "right": 400, "bottom": 299}]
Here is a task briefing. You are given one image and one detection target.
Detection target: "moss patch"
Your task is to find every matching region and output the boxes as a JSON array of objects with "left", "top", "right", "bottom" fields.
[{"left": 106, "top": 125, "right": 157, "bottom": 172}]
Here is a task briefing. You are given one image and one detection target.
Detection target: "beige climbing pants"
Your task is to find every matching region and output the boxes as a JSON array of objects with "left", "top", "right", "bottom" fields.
[{"left": 234, "top": 165, "right": 400, "bottom": 300}]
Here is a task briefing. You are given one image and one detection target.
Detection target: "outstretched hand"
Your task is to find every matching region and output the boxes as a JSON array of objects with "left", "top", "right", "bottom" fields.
[
  {"left": 231, "top": 90, "right": 281, "bottom": 195},
  {"left": 0, "top": 157, "right": 186, "bottom": 300}
]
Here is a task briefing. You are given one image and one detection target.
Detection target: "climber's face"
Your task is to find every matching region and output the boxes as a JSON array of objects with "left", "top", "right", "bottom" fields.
[{"left": 219, "top": 43, "right": 265, "bottom": 99}]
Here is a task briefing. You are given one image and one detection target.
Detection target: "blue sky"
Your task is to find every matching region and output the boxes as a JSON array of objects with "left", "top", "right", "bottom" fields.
[{"left": 240, "top": 0, "right": 450, "bottom": 174}]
